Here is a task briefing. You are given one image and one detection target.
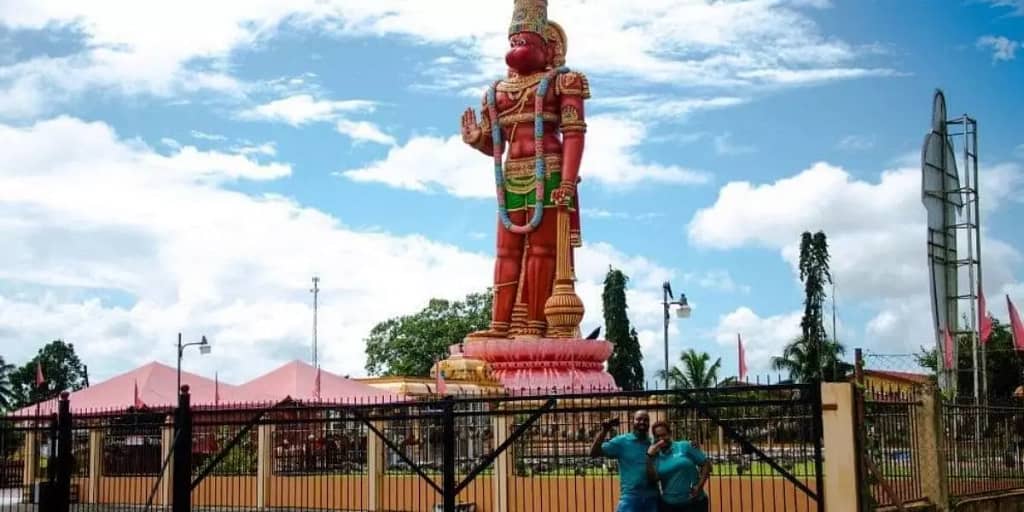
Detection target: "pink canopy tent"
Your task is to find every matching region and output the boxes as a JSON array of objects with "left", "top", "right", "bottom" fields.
[
  {"left": 12, "top": 361, "right": 265, "bottom": 416},
  {"left": 237, "top": 360, "right": 403, "bottom": 405}
]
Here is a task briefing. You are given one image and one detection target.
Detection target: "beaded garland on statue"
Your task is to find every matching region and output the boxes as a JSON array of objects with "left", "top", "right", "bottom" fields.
[{"left": 487, "top": 66, "right": 570, "bottom": 234}]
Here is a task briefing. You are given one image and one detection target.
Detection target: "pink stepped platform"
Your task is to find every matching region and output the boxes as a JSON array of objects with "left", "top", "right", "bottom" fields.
[{"left": 461, "top": 338, "right": 618, "bottom": 393}]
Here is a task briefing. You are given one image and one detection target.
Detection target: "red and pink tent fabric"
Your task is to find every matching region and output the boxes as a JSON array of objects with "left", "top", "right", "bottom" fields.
[
  {"left": 238, "top": 360, "right": 403, "bottom": 405},
  {"left": 13, "top": 361, "right": 264, "bottom": 416}
]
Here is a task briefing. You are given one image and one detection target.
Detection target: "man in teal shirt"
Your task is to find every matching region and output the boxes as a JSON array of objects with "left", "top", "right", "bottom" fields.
[
  {"left": 590, "top": 410, "right": 658, "bottom": 512},
  {"left": 646, "top": 421, "right": 712, "bottom": 511}
]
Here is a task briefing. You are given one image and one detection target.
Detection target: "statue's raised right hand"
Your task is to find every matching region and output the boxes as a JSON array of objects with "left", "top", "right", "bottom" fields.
[{"left": 461, "top": 108, "right": 482, "bottom": 146}]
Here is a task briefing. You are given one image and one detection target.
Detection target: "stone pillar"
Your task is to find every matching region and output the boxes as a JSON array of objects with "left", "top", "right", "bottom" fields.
[
  {"left": 256, "top": 424, "right": 273, "bottom": 509},
  {"left": 491, "top": 415, "right": 511, "bottom": 512},
  {"left": 160, "top": 418, "right": 174, "bottom": 506},
  {"left": 88, "top": 430, "right": 103, "bottom": 503},
  {"left": 366, "top": 422, "right": 384, "bottom": 511},
  {"left": 915, "top": 386, "right": 950, "bottom": 511},
  {"left": 23, "top": 430, "right": 38, "bottom": 501},
  {"left": 821, "top": 382, "right": 859, "bottom": 512}
]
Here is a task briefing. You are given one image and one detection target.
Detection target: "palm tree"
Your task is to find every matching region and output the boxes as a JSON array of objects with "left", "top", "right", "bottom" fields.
[
  {"left": 0, "top": 356, "right": 16, "bottom": 411},
  {"left": 771, "top": 336, "right": 850, "bottom": 383},
  {"left": 660, "top": 349, "right": 722, "bottom": 389}
]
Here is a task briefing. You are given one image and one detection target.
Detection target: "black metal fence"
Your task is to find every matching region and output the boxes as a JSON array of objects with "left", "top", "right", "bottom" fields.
[
  {"left": 2, "top": 383, "right": 825, "bottom": 512},
  {"left": 855, "top": 347, "right": 1024, "bottom": 508},
  {"left": 943, "top": 400, "right": 1024, "bottom": 498},
  {"left": 859, "top": 386, "right": 925, "bottom": 508}
]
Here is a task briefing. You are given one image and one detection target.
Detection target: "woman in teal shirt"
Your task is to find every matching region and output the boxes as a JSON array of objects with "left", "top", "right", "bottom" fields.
[{"left": 645, "top": 421, "right": 712, "bottom": 512}]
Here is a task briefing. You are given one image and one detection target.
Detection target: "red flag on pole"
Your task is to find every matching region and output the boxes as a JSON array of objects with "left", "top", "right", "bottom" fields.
[
  {"left": 979, "top": 286, "right": 993, "bottom": 344},
  {"left": 35, "top": 361, "right": 45, "bottom": 388},
  {"left": 133, "top": 379, "right": 146, "bottom": 409},
  {"left": 1008, "top": 295, "right": 1024, "bottom": 352},
  {"left": 737, "top": 333, "right": 748, "bottom": 382},
  {"left": 943, "top": 328, "right": 955, "bottom": 369},
  {"left": 313, "top": 366, "right": 322, "bottom": 401}
]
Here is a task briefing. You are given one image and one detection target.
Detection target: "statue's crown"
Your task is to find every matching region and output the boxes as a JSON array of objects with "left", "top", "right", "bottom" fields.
[{"left": 509, "top": 0, "right": 548, "bottom": 37}]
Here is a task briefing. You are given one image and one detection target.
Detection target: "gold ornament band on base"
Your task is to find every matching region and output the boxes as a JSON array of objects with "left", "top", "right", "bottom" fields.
[{"left": 543, "top": 205, "right": 584, "bottom": 338}]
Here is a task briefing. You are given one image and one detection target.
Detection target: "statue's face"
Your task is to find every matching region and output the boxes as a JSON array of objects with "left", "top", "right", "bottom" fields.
[{"left": 506, "top": 32, "right": 548, "bottom": 74}]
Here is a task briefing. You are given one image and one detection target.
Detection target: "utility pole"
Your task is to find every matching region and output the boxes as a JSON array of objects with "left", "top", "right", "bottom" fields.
[{"left": 311, "top": 276, "right": 320, "bottom": 368}]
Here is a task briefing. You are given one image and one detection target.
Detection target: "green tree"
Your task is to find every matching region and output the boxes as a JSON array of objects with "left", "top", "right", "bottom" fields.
[
  {"left": 798, "top": 231, "right": 833, "bottom": 382},
  {"left": 11, "top": 340, "right": 89, "bottom": 407},
  {"left": 364, "top": 291, "right": 492, "bottom": 377},
  {"left": 603, "top": 267, "right": 644, "bottom": 390},
  {"left": 0, "top": 356, "right": 16, "bottom": 411},
  {"left": 771, "top": 336, "right": 851, "bottom": 383},
  {"left": 660, "top": 349, "right": 722, "bottom": 389},
  {"left": 915, "top": 319, "right": 1020, "bottom": 400}
]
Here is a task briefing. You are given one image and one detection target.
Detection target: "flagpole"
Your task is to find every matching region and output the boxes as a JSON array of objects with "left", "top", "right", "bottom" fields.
[{"left": 832, "top": 281, "right": 839, "bottom": 381}]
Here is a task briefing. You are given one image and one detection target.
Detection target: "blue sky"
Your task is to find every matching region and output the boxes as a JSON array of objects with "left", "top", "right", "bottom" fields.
[{"left": 0, "top": 0, "right": 1021, "bottom": 385}]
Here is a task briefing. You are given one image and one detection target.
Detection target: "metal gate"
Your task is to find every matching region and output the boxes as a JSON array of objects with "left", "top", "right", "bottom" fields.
[
  {"left": 0, "top": 394, "right": 72, "bottom": 512},
  {"left": 5, "top": 382, "right": 825, "bottom": 512}
]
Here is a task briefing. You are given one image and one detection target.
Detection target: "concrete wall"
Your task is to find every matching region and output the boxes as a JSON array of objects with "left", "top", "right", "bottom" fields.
[{"left": 953, "top": 490, "right": 1024, "bottom": 512}]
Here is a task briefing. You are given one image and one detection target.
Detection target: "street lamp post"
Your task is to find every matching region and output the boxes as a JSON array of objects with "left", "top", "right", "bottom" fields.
[
  {"left": 177, "top": 333, "right": 211, "bottom": 393},
  {"left": 662, "top": 281, "right": 691, "bottom": 388}
]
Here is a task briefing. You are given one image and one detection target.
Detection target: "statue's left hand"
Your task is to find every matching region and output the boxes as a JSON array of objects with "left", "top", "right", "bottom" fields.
[{"left": 551, "top": 181, "right": 576, "bottom": 206}]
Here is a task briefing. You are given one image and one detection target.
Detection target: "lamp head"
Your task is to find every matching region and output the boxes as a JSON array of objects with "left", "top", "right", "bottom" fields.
[
  {"left": 199, "top": 337, "right": 211, "bottom": 354},
  {"left": 675, "top": 295, "right": 692, "bottom": 318}
]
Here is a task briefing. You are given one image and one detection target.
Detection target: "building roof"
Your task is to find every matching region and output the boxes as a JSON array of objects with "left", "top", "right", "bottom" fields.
[
  {"left": 237, "top": 360, "right": 404, "bottom": 405},
  {"left": 860, "top": 370, "right": 931, "bottom": 385},
  {"left": 12, "top": 361, "right": 263, "bottom": 416}
]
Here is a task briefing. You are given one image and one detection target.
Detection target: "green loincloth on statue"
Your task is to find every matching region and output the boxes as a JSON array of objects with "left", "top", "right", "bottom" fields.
[{"left": 504, "top": 170, "right": 576, "bottom": 211}]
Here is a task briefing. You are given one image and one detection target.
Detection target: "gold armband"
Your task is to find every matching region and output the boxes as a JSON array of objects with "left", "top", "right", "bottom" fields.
[
  {"left": 555, "top": 71, "right": 591, "bottom": 99},
  {"left": 560, "top": 105, "right": 587, "bottom": 133}
]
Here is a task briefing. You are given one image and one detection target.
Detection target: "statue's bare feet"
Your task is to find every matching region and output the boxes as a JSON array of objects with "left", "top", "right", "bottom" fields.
[{"left": 466, "top": 322, "right": 510, "bottom": 339}]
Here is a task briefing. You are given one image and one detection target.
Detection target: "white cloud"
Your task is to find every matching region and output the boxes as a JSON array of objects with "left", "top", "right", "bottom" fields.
[
  {"left": 238, "top": 94, "right": 376, "bottom": 126},
  {"left": 338, "top": 114, "right": 710, "bottom": 197},
  {"left": 836, "top": 134, "right": 875, "bottom": 151},
  {"left": 0, "top": 116, "right": 672, "bottom": 383},
  {"left": 338, "top": 135, "right": 489, "bottom": 198},
  {"left": 0, "top": 1, "right": 896, "bottom": 117},
  {"left": 592, "top": 96, "right": 749, "bottom": 121},
  {"left": 713, "top": 132, "right": 756, "bottom": 155},
  {"left": 713, "top": 307, "right": 803, "bottom": 376},
  {"left": 233, "top": 142, "right": 277, "bottom": 157},
  {"left": 984, "top": 1, "right": 1024, "bottom": 16},
  {"left": 161, "top": 137, "right": 181, "bottom": 149},
  {"left": 689, "top": 160, "right": 1024, "bottom": 354},
  {"left": 336, "top": 120, "right": 396, "bottom": 146},
  {"left": 977, "top": 35, "right": 1020, "bottom": 61},
  {"left": 191, "top": 130, "right": 228, "bottom": 142},
  {"left": 685, "top": 270, "right": 751, "bottom": 294},
  {"left": 582, "top": 209, "right": 663, "bottom": 221}
]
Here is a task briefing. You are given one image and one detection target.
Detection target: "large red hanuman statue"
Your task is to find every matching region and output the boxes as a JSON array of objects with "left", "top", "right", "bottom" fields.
[{"left": 460, "top": 0, "right": 589, "bottom": 339}]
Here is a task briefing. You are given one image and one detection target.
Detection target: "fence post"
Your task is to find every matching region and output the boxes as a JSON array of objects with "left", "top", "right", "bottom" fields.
[
  {"left": 171, "top": 385, "right": 192, "bottom": 512},
  {"left": 853, "top": 348, "right": 869, "bottom": 511},
  {"left": 915, "top": 386, "right": 950, "bottom": 511},
  {"left": 821, "top": 382, "right": 859, "bottom": 512},
  {"left": 256, "top": 424, "right": 272, "bottom": 509},
  {"left": 23, "top": 429, "right": 38, "bottom": 503},
  {"left": 87, "top": 429, "right": 102, "bottom": 502},
  {"left": 160, "top": 415, "right": 175, "bottom": 506},
  {"left": 441, "top": 397, "right": 456, "bottom": 512},
  {"left": 491, "top": 413, "right": 511, "bottom": 512},
  {"left": 53, "top": 392, "right": 73, "bottom": 512},
  {"left": 366, "top": 421, "right": 384, "bottom": 511}
]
